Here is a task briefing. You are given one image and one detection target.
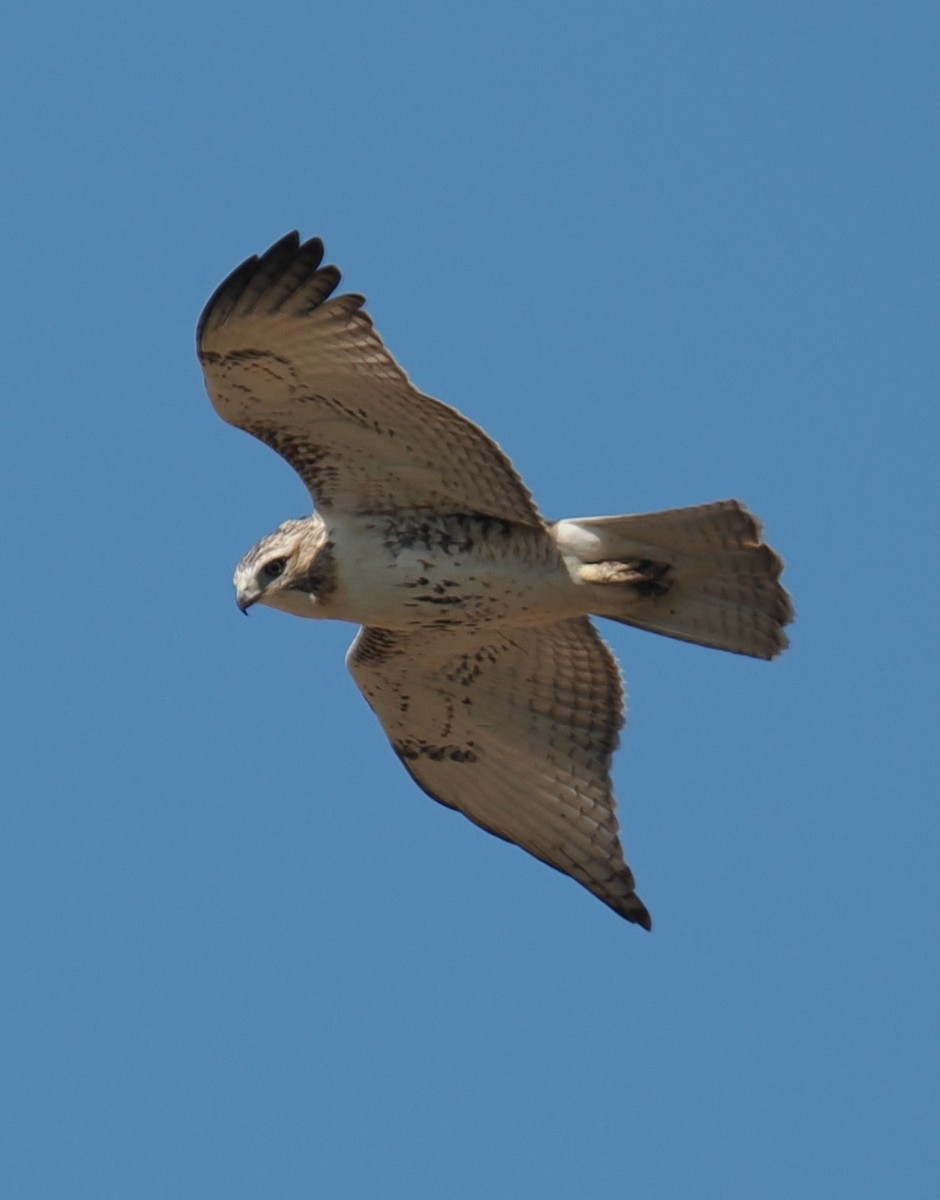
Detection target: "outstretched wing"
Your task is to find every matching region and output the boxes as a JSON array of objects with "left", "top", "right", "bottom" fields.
[
  {"left": 347, "top": 618, "right": 651, "bottom": 927},
  {"left": 198, "top": 233, "right": 542, "bottom": 526}
]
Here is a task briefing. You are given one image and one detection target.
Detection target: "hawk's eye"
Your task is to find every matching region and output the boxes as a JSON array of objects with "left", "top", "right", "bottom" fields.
[{"left": 262, "top": 558, "right": 287, "bottom": 580}]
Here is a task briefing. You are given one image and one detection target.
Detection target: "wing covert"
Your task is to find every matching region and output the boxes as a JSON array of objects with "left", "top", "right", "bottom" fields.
[{"left": 198, "top": 233, "right": 543, "bottom": 526}]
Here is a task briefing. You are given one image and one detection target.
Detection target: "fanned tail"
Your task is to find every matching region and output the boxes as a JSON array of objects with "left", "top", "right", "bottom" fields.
[{"left": 554, "top": 499, "right": 793, "bottom": 660}]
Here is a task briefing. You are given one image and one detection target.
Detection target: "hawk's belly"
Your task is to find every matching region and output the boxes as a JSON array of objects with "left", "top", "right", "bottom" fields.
[{"left": 328, "top": 512, "right": 581, "bottom": 630}]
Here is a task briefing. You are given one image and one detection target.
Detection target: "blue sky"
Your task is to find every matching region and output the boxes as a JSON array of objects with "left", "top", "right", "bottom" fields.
[{"left": 2, "top": 2, "right": 937, "bottom": 1196}]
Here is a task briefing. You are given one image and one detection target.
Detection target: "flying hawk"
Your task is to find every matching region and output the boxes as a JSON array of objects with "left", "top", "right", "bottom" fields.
[{"left": 198, "top": 233, "right": 792, "bottom": 929}]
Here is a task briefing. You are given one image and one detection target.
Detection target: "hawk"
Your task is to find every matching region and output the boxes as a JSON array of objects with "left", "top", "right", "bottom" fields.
[{"left": 198, "top": 233, "right": 792, "bottom": 929}]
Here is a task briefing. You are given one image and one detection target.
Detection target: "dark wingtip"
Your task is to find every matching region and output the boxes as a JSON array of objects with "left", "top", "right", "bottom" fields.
[
  {"left": 197, "top": 247, "right": 260, "bottom": 346},
  {"left": 622, "top": 893, "right": 653, "bottom": 931},
  {"left": 196, "top": 231, "right": 305, "bottom": 346},
  {"left": 197, "top": 232, "right": 342, "bottom": 350}
]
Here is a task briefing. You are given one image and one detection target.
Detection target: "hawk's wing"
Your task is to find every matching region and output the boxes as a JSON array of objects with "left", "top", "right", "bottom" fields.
[
  {"left": 347, "top": 618, "right": 651, "bottom": 927},
  {"left": 198, "top": 233, "right": 542, "bottom": 526}
]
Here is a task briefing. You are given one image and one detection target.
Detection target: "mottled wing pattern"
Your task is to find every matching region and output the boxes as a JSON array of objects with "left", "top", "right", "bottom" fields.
[
  {"left": 347, "top": 618, "right": 651, "bottom": 927},
  {"left": 198, "top": 233, "right": 542, "bottom": 525}
]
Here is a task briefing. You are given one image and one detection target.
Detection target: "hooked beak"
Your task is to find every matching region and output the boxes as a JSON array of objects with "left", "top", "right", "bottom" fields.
[{"left": 235, "top": 584, "right": 259, "bottom": 615}]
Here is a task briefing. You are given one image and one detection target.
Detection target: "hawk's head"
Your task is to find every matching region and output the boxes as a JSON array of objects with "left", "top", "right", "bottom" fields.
[{"left": 233, "top": 515, "right": 336, "bottom": 618}]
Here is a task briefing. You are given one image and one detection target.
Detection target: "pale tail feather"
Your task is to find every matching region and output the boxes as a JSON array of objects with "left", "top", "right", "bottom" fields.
[{"left": 553, "top": 500, "right": 793, "bottom": 660}]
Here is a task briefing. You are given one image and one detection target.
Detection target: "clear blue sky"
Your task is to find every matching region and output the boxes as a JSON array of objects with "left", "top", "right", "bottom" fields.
[{"left": 2, "top": 3, "right": 937, "bottom": 1197}]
